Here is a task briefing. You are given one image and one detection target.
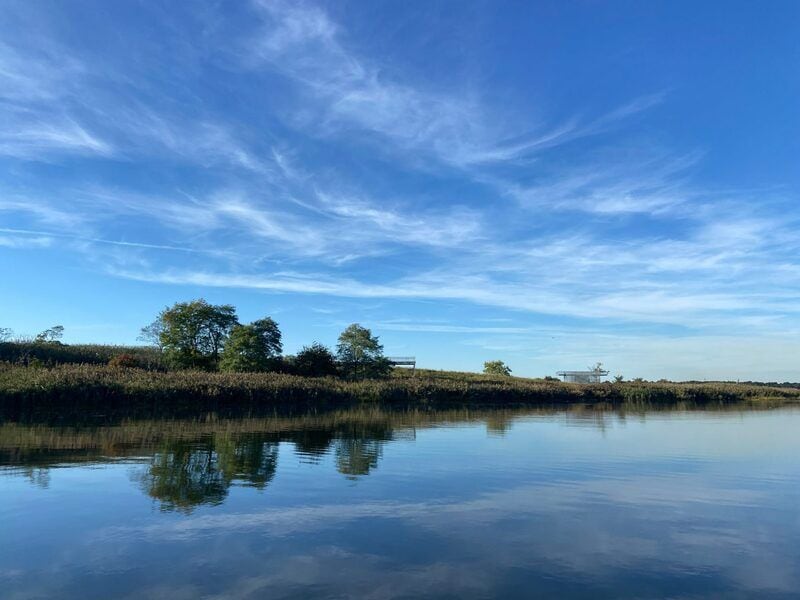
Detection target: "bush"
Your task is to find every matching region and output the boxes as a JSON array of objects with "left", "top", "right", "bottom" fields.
[
  {"left": 219, "top": 319, "right": 282, "bottom": 373},
  {"left": 0, "top": 341, "right": 165, "bottom": 370},
  {"left": 109, "top": 353, "right": 142, "bottom": 369},
  {"left": 483, "top": 360, "right": 512, "bottom": 376},
  {"left": 294, "top": 343, "right": 339, "bottom": 378}
]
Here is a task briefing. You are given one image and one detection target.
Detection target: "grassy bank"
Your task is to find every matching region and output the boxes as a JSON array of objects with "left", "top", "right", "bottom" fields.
[
  {"left": 1, "top": 363, "right": 798, "bottom": 421},
  {"left": 0, "top": 341, "right": 165, "bottom": 369}
]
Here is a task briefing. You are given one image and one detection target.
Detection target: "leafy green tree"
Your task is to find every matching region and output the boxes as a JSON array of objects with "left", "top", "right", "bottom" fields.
[
  {"left": 219, "top": 318, "right": 283, "bottom": 372},
  {"left": 483, "top": 360, "right": 512, "bottom": 376},
  {"left": 155, "top": 299, "right": 238, "bottom": 370},
  {"left": 336, "top": 323, "right": 391, "bottom": 379},
  {"left": 294, "top": 342, "right": 339, "bottom": 377},
  {"left": 35, "top": 325, "right": 64, "bottom": 344}
]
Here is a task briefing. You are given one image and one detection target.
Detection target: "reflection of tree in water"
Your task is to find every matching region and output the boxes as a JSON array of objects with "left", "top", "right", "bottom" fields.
[
  {"left": 139, "top": 441, "right": 228, "bottom": 511},
  {"left": 23, "top": 466, "right": 51, "bottom": 489},
  {"left": 137, "top": 422, "right": 397, "bottom": 508},
  {"left": 333, "top": 423, "right": 393, "bottom": 479},
  {"left": 288, "top": 428, "right": 336, "bottom": 462},
  {"left": 138, "top": 434, "right": 279, "bottom": 512},
  {"left": 216, "top": 434, "right": 279, "bottom": 490},
  {"left": 334, "top": 438, "right": 383, "bottom": 478},
  {"left": 486, "top": 414, "right": 513, "bottom": 437}
]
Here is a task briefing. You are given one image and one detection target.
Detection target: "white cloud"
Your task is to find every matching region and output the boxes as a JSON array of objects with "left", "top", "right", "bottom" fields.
[
  {"left": 0, "top": 234, "right": 52, "bottom": 249},
  {"left": 247, "top": 1, "right": 659, "bottom": 168}
]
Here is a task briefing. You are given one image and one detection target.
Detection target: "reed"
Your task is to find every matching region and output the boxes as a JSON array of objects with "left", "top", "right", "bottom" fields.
[{"left": 1, "top": 363, "right": 797, "bottom": 421}]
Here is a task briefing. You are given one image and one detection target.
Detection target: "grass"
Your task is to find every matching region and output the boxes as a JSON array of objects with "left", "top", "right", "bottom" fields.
[
  {"left": 1, "top": 362, "right": 798, "bottom": 422},
  {"left": 0, "top": 341, "right": 165, "bottom": 369}
]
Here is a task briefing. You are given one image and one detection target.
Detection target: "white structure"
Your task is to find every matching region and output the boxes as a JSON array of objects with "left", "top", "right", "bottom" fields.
[
  {"left": 387, "top": 356, "right": 416, "bottom": 375},
  {"left": 557, "top": 364, "right": 609, "bottom": 383}
]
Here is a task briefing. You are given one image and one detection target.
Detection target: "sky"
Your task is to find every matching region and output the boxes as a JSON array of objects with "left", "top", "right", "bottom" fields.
[{"left": 1, "top": 0, "right": 799, "bottom": 381}]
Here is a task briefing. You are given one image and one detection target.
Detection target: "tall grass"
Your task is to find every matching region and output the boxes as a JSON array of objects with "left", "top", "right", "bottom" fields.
[
  {"left": 0, "top": 341, "right": 165, "bottom": 369},
  {"left": 1, "top": 363, "right": 798, "bottom": 421}
]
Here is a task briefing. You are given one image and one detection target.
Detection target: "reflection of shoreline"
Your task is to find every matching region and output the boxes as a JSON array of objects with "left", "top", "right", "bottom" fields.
[
  {"left": 2, "top": 403, "right": 798, "bottom": 455},
  {"left": 3, "top": 404, "right": 800, "bottom": 512},
  {"left": 2, "top": 404, "right": 797, "bottom": 459}
]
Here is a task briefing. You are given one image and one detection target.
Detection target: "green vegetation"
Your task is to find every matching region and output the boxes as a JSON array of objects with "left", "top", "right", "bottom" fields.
[
  {"left": 156, "top": 299, "right": 238, "bottom": 370},
  {"left": 484, "top": 360, "right": 512, "bottom": 376},
  {"left": 0, "top": 340, "right": 165, "bottom": 369},
  {"left": 219, "top": 318, "right": 282, "bottom": 373},
  {"left": 336, "top": 323, "right": 391, "bottom": 380},
  {"left": 293, "top": 343, "right": 339, "bottom": 378},
  {"left": 2, "top": 299, "right": 799, "bottom": 418},
  {"left": 1, "top": 364, "right": 798, "bottom": 421}
]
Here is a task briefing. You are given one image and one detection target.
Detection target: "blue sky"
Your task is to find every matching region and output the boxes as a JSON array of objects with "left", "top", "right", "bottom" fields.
[{"left": 1, "top": 0, "right": 799, "bottom": 380}]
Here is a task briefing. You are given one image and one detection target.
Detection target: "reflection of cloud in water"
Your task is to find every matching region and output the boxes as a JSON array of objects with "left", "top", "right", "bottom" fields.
[
  {"left": 92, "top": 471, "right": 798, "bottom": 595},
  {"left": 5, "top": 407, "right": 800, "bottom": 598}
]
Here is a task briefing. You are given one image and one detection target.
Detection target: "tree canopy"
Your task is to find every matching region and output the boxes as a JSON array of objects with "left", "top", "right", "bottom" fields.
[
  {"left": 336, "top": 323, "right": 390, "bottom": 379},
  {"left": 219, "top": 318, "right": 283, "bottom": 373},
  {"left": 155, "top": 299, "right": 238, "bottom": 370},
  {"left": 35, "top": 325, "right": 64, "bottom": 344},
  {"left": 483, "top": 360, "right": 512, "bottom": 376},
  {"left": 293, "top": 342, "right": 338, "bottom": 377}
]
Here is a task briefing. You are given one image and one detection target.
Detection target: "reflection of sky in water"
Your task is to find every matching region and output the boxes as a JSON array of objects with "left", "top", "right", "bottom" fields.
[{"left": 2, "top": 408, "right": 800, "bottom": 599}]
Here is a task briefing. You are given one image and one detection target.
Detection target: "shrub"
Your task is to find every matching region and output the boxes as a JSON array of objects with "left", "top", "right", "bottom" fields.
[
  {"left": 483, "top": 360, "right": 512, "bottom": 376},
  {"left": 294, "top": 343, "right": 339, "bottom": 378},
  {"left": 219, "top": 319, "right": 282, "bottom": 373},
  {"left": 109, "top": 353, "right": 141, "bottom": 369}
]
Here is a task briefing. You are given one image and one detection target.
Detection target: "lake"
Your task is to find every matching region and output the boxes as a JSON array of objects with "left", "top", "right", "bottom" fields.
[{"left": 2, "top": 405, "right": 799, "bottom": 599}]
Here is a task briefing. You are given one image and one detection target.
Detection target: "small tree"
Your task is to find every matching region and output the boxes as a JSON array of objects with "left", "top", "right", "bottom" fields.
[
  {"left": 155, "top": 299, "right": 238, "bottom": 370},
  {"left": 613, "top": 374, "right": 624, "bottom": 383},
  {"left": 219, "top": 317, "right": 283, "bottom": 373},
  {"left": 483, "top": 360, "right": 512, "bottom": 376},
  {"left": 0, "top": 328, "right": 11, "bottom": 342},
  {"left": 294, "top": 342, "right": 338, "bottom": 377},
  {"left": 138, "top": 320, "right": 165, "bottom": 351},
  {"left": 35, "top": 325, "right": 64, "bottom": 344},
  {"left": 336, "top": 324, "right": 390, "bottom": 379}
]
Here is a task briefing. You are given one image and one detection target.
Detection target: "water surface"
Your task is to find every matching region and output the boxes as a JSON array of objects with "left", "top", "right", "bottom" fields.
[{"left": 2, "top": 406, "right": 799, "bottom": 599}]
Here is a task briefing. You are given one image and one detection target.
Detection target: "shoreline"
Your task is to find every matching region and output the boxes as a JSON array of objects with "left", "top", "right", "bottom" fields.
[{"left": 2, "top": 364, "right": 798, "bottom": 422}]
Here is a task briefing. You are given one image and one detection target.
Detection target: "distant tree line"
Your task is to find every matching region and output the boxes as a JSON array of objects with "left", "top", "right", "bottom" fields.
[{"left": 137, "top": 298, "right": 391, "bottom": 379}]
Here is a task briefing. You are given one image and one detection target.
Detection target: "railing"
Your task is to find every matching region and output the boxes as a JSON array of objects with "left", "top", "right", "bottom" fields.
[{"left": 387, "top": 356, "right": 416, "bottom": 366}]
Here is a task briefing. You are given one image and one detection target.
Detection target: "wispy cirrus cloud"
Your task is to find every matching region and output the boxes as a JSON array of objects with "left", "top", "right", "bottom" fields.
[
  {"left": 505, "top": 149, "right": 702, "bottom": 215},
  {"left": 0, "top": 31, "right": 270, "bottom": 171},
  {"left": 1, "top": 0, "right": 798, "bottom": 379},
  {"left": 247, "top": 0, "right": 661, "bottom": 168},
  {"left": 0, "top": 234, "right": 52, "bottom": 249}
]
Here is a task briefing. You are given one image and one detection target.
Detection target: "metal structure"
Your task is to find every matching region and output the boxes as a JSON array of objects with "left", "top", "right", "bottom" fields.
[
  {"left": 387, "top": 356, "right": 416, "bottom": 375},
  {"left": 557, "top": 364, "right": 609, "bottom": 383}
]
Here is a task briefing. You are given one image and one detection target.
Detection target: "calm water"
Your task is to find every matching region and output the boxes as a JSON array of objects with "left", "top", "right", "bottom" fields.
[{"left": 2, "top": 406, "right": 800, "bottom": 599}]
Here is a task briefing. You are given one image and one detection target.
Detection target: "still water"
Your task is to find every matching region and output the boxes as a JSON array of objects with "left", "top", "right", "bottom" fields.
[{"left": 2, "top": 406, "right": 799, "bottom": 599}]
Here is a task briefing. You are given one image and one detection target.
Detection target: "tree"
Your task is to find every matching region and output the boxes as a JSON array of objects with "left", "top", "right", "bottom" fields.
[
  {"left": 155, "top": 299, "right": 238, "bottom": 370},
  {"left": 35, "top": 325, "right": 64, "bottom": 344},
  {"left": 294, "top": 342, "right": 338, "bottom": 377},
  {"left": 0, "top": 328, "right": 11, "bottom": 342},
  {"left": 138, "top": 320, "right": 164, "bottom": 350},
  {"left": 613, "top": 374, "right": 624, "bottom": 383},
  {"left": 219, "top": 317, "right": 283, "bottom": 373},
  {"left": 483, "top": 360, "right": 512, "bottom": 376},
  {"left": 336, "top": 323, "right": 390, "bottom": 379}
]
